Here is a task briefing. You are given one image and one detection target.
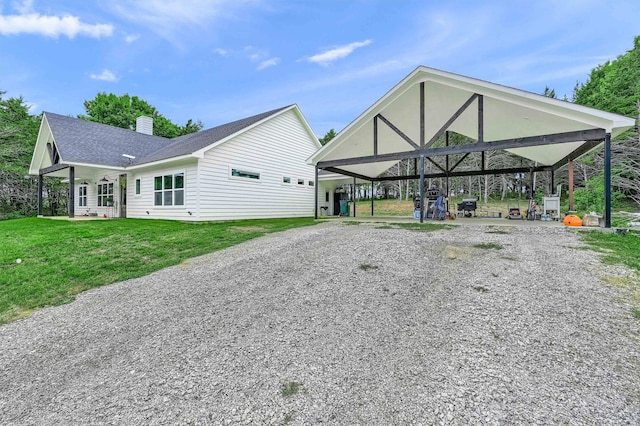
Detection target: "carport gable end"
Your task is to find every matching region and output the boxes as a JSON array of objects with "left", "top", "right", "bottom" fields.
[{"left": 309, "top": 66, "right": 635, "bottom": 226}]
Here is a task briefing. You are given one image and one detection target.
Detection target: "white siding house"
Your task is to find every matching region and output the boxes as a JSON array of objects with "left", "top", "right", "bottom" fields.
[{"left": 29, "top": 105, "right": 321, "bottom": 221}]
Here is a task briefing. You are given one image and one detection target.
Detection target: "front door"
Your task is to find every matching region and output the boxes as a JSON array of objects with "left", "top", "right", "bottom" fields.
[{"left": 119, "top": 174, "right": 127, "bottom": 218}]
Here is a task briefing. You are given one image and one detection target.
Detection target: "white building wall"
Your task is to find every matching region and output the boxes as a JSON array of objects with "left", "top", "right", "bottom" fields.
[
  {"left": 126, "top": 159, "right": 198, "bottom": 220},
  {"left": 72, "top": 174, "right": 121, "bottom": 218},
  {"left": 197, "top": 109, "right": 319, "bottom": 220}
]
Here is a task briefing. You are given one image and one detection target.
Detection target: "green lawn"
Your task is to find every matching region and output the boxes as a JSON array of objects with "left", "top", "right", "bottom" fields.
[{"left": 0, "top": 217, "right": 317, "bottom": 324}]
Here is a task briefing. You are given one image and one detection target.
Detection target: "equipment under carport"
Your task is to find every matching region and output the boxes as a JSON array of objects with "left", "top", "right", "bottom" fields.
[{"left": 457, "top": 198, "right": 477, "bottom": 217}]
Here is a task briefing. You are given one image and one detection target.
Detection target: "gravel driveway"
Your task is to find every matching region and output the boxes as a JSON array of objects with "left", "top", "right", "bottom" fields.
[{"left": 1, "top": 221, "right": 639, "bottom": 425}]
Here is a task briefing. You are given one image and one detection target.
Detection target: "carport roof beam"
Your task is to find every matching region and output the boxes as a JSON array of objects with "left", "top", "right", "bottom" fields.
[{"left": 317, "top": 128, "right": 606, "bottom": 171}]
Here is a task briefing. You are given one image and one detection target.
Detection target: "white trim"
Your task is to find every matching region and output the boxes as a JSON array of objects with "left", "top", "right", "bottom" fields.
[{"left": 126, "top": 154, "right": 194, "bottom": 171}]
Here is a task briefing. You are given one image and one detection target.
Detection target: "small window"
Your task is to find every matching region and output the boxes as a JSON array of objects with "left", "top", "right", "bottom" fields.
[
  {"left": 231, "top": 168, "right": 260, "bottom": 180},
  {"left": 325, "top": 192, "right": 329, "bottom": 202},
  {"left": 135, "top": 179, "right": 141, "bottom": 195},
  {"left": 297, "top": 178, "right": 304, "bottom": 185},
  {"left": 282, "top": 176, "right": 291, "bottom": 184},
  {"left": 308, "top": 180, "right": 315, "bottom": 187}
]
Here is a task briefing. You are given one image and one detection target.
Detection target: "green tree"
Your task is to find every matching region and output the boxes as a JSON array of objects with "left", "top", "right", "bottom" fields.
[
  {"left": 571, "top": 35, "right": 640, "bottom": 208},
  {"left": 79, "top": 92, "right": 202, "bottom": 138},
  {"left": 573, "top": 36, "right": 640, "bottom": 117},
  {"left": 319, "top": 128, "right": 336, "bottom": 145},
  {"left": 542, "top": 86, "right": 556, "bottom": 99},
  {"left": 0, "top": 92, "right": 69, "bottom": 219}
]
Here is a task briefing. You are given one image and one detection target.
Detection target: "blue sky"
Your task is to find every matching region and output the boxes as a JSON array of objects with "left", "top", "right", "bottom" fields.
[{"left": 1, "top": 0, "right": 638, "bottom": 137}]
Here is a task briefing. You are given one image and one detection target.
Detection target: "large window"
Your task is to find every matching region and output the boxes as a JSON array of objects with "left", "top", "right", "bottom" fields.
[
  {"left": 78, "top": 186, "right": 87, "bottom": 207},
  {"left": 97, "top": 182, "right": 114, "bottom": 206},
  {"left": 154, "top": 173, "right": 184, "bottom": 206}
]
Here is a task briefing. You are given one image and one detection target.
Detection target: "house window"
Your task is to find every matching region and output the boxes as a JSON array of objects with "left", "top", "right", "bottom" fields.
[
  {"left": 297, "top": 178, "right": 305, "bottom": 185},
  {"left": 78, "top": 186, "right": 87, "bottom": 207},
  {"left": 97, "top": 182, "right": 114, "bottom": 206},
  {"left": 135, "top": 179, "right": 141, "bottom": 195},
  {"left": 282, "top": 176, "right": 291, "bottom": 184},
  {"left": 154, "top": 173, "right": 184, "bottom": 206},
  {"left": 325, "top": 192, "right": 329, "bottom": 202},
  {"left": 308, "top": 180, "right": 315, "bottom": 187},
  {"left": 231, "top": 168, "right": 260, "bottom": 180}
]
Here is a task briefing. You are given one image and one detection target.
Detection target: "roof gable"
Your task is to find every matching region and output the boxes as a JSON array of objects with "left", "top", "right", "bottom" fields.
[{"left": 310, "top": 66, "right": 636, "bottom": 177}]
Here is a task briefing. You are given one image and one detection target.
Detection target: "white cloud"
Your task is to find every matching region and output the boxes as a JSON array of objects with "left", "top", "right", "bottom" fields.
[
  {"left": 0, "top": 2, "right": 113, "bottom": 38},
  {"left": 13, "top": 0, "right": 35, "bottom": 14},
  {"left": 90, "top": 69, "right": 118, "bottom": 82},
  {"left": 124, "top": 33, "right": 140, "bottom": 43},
  {"left": 214, "top": 48, "right": 228, "bottom": 56},
  {"left": 108, "top": 0, "right": 250, "bottom": 47},
  {"left": 306, "top": 40, "right": 373, "bottom": 66},
  {"left": 257, "top": 57, "right": 279, "bottom": 70}
]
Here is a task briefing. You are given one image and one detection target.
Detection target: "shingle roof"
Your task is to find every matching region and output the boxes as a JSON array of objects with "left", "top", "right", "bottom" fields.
[
  {"left": 45, "top": 112, "right": 172, "bottom": 167},
  {"left": 135, "top": 106, "right": 290, "bottom": 164},
  {"left": 44, "top": 105, "right": 292, "bottom": 168}
]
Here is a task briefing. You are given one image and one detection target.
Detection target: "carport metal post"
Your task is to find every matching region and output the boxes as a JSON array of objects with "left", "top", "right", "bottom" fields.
[
  {"left": 604, "top": 133, "right": 611, "bottom": 228},
  {"left": 371, "top": 180, "right": 374, "bottom": 216},
  {"left": 419, "top": 82, "right": 425, "bottom": 223},
  {"left": 69, "top": 166, "right": 75, "bottom": 218},
  {"left": 37, "top": 173, "right": 43, "bottom": 216},
  {"left": 352, "top": 177, "right": 356, "bottom": 217},
  {"left": 314, "top": 166, "right": 318, "bottom": 219},
  {"left": 419, "top": 155, "right": 425, "bottom": 223}
]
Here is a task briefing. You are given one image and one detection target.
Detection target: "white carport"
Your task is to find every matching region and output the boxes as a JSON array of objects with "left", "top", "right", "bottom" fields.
[{"left": 309, "top": 66, "right": 635, "bottom": 227}]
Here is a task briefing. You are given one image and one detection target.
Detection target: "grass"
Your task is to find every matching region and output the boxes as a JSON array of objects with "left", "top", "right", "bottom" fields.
[
  {"left": 280, "top": 381, "right": 301, "bottom": 398},
  {"left": 580, "top": 230, "right": 640, "bottom": 273},
  {"left": 359, "top": 263, "right": 379, "bottom": 271},
  {"left": 0, "top": 217, "right": 316, "bottom": 324},
  {"left": 580, "top": 230, "right": 640, "bottom": 320},
  {"left": 473, "top": 242, "right": 503, "bottom": 250},
  {"left": 395, "top": 222, "right": 449, "bottom": 232}
]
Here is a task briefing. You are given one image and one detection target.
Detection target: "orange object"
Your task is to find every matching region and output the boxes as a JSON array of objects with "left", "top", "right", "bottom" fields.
[{"left": 563, "top": 214, "right": 582, "bottom": 226}]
